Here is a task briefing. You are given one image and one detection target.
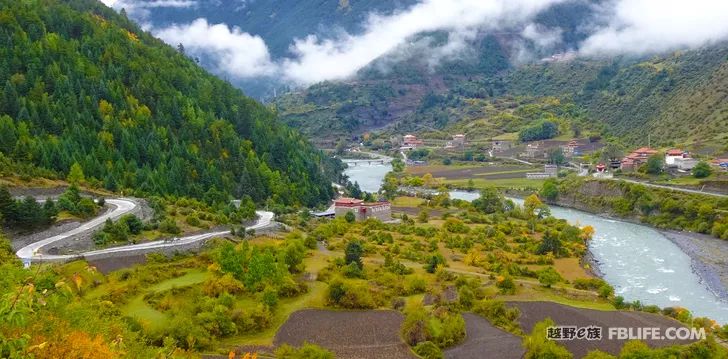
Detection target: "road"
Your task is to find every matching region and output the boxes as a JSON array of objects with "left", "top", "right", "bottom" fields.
[
  {"left": 15, "top": 198, "right": 274, "bottom": 264},
  {"left": 615, "top": 178, "right": 727, "bottom": 198}
]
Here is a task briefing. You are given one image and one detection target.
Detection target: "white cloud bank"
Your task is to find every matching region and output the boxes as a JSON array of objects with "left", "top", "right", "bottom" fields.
[
  {"left": 114, "top": 0, "right": 197, "bottom": 19},
  {"left": 150, "top": 0, "right": 565, "bottom": 85},
  {"left": 581, "top": 0, "right": 728, "bottom": 55},
  {"left": 143, "top": 0, "right": 728, "bottom": 85},
  {"left": 154, "top": 19, "right": 277, "bottom": 78}
]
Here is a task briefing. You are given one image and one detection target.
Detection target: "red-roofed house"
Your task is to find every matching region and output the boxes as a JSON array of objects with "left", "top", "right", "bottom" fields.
[
  {"left": 621, "top": 147, "right": 658, "bottom": 171},
  {"left": 334, "top": 198, "right": 391, "bottom": 222},
  {"left": 665, "top": 149, "right": 686, "bottom": 167}
]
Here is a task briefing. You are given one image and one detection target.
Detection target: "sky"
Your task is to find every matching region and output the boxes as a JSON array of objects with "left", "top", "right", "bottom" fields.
[{"left": 112, "top": 0, "right": 728, "bottom": 86}]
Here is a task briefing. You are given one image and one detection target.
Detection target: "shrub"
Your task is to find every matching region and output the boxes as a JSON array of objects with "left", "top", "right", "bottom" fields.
[
  {"left": 275, "top": 343, "right": 334, "bottom": 359},
  {"left": 473, "top": 299, "right": 521, "bottom": 334},
  {"left": 693, "top": 161, "right": 712, "bottom": 178},
  {"left": 523, "top": 318, "right": 573, "bottom": 359},
  {"left": 261, "top": 286, "right": 279, "bottom": 309},
  {"left": 186, "top": 213, "right": 201, "bottom": 227},
  {"left": 537, "top": 267, "right": 562, "bottom": 288},
  {"left": 496, "top": 275, "right": 516, "bottom": 295},
  {"left": 413, "top": 341, "right": 443, "bottom": 359},
  {"left": 120, "top": 214, "right": 143, "bottom": 235},
  {"left": 425, "top": 254, "right": 446, "bottom": 273},
  {"left": 159, "top": 218, "right": 181, "bottom": 234},
  {"left": 405, "top": 275, "right": 427, "bottom": 295}
]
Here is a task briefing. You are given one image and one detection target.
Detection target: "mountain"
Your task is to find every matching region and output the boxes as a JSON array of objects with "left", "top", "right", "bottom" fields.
[
  {"left": 0, "top": 0, "right": 342, "bottom": 206},
  {"left": 506, "top": 46, "right": 728, "bottom": 151},
  {"left": 118, "top": 0, "right": 728, "bottom": 152},
  {"left": 123, "top": 0, "right": 419, "bottom": 58}
]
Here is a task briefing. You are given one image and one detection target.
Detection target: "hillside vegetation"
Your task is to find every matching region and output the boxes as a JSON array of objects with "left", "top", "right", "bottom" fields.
[
  {"left": 508, "top": 46, "right": 728, "bottom": 150},
  {"left": 0, "top": 0, "right": 341, "bottom": 207}
]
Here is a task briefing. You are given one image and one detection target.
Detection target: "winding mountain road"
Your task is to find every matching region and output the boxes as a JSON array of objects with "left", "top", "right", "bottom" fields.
[{"left": 15, "top": 198, "right": 274, "bottom": 264}]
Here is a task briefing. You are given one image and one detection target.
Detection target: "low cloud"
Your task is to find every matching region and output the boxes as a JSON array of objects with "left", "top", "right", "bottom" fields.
[
  {"left": 114, "top": 0, "right": 197, "bottom": 19},
  {"left": 143, "top": 0, "right": 728, "bottom": 87},
  {"left": 150, "top": 0, "right": 565, "bottom": 85},
  {"left": 154, "top": 19, "right": 277, "bottom": 78},
  {"left": 581, "top": 0, "right": 728, "bottom": 55},
  {"left": 279, "top": 0, "right": 565, "bottom": 84}
]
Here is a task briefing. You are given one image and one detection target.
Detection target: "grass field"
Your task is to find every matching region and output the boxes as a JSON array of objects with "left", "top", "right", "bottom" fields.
[
  {"left": 392, "top": 196, "right": 426, "bottom": 207},
  {"left": 121, "top": 269, "right": 210, "bottom": 330},
  {"left": 444, "top": 177, "right": 545, "bottom": 190}
]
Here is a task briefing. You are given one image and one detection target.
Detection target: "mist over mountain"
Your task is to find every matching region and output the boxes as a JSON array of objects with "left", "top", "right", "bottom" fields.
[{"left": 114, "top": 0, "right": 728, "bottom": 150}]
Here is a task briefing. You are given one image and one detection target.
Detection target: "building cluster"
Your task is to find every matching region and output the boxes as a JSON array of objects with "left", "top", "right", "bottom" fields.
[
  {"left": 619, "top": 147, "right": 659, "bottom": 171},
  {"left": 401, "top": 134, "right": 424, "bottom": 149},
  {"left": 521, "top": 139, "right": 585, "bottom": 160},
  {"left": 333, "top": 198, "right": 392, "bottom": 222},
  {"left": 445, "top": 134, "right": 466, "bottom": 149},
  {"left": 619, "top": 147, "right": 699, "bottom": 172},
  {"left": 665, "top": 149, "right": 698, "bottom": 171}
]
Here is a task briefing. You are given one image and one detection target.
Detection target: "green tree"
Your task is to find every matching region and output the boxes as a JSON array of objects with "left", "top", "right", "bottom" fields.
[
  {"left": 548, "top": 148, "right": 565, "bottom": 165},
  {"left": 693, "top": 161, "right": 712, "bottom": 178},
  {"left": 344, "top": 240, "right": 363, "bottom": 269},
  {"left": 425, "top": 254, "right": 445, "bottom": 273},
  {"left": 537, "top": 267, "right": 562, "bottom": 288},
  {"left": 540, "top": 178, "right": 559, "bottom": 201},
  {"left": 473, "top": 187, "right": 503, "bottom": 214},
  {"left": 417, "top": 209, "right": 429, "bottom": 223},
  {"left": 0, "top": 115, "right": 17, "bottom": 155},
  {"left": 537, "top": 231, "right": 563, "bottom": 256},
  {"left": 344, "top": 211, "right": 356, "bottom": 223},
  {"left": 67, "top": 162, "right": 85, "bottom": 185},
  {"left": 645, "top": 155, "right": 663, "bottom": 175}
]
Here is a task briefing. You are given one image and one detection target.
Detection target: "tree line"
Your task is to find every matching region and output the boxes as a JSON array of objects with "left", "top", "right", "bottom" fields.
[{"left": 0, "top": 0, "right": 343, "bottom": 209}]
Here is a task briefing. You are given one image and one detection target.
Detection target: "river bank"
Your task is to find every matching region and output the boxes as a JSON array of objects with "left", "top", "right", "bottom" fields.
[{"left": 661, "top": 230, "right": 728, "bottom": 302}]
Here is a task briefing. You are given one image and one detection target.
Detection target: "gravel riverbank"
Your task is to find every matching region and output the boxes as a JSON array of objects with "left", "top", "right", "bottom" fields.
[{"left": 660, "top": 230, "right": 728, "bottom": 302}]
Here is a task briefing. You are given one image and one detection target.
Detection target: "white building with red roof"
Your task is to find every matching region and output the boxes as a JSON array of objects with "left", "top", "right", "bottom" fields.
[{"left": 334, "top": 198, "right": 392, "bottom": 222}]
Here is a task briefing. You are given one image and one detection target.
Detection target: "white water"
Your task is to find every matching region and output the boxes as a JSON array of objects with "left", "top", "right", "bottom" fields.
[{"left": 344, "top": 165, "right": 728, "bottom": 323}]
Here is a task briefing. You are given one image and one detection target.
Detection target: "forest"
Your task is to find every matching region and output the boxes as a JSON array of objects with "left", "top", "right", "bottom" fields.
[{"left": 0, "top": 0, "right": 343, "bottom": 208}]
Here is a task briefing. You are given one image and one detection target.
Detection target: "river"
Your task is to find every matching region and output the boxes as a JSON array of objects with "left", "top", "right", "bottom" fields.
[
  {"left": 343, "top": 161, "right": 392, "bottom": 193},
  {"left": 345, "top": 164, "right": 728, "bottom": 323}
]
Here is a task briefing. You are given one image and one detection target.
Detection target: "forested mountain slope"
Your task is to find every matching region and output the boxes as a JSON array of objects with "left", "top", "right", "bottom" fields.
[
  {"left": 0, "top": 0, "right": 341, "bottom": 206},
  {"left": 507, "top": 46, "right": 728, "bottom": 149},
  {"left": 277, "top": 41, "right": 728, "bottom": 150}
]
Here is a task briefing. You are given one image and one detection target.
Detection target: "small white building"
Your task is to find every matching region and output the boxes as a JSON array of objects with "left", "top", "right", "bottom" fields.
[{"left": 665, "top": 149, "right": 686, "bottom": 167}]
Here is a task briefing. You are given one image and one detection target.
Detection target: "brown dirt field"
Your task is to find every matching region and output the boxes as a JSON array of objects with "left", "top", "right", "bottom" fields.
[
  {"left": 273, "top": 309, "right": 416, "bottom": 359},
  {"left": 407, "top": 164, "right": 533, "bottom": 179},
  {"left": 87, "top": 254, "right": 147, "bottom": 274},
  {"left": 444, "top": 313, "right": 524, "bottom": 359},
  {"left": 509, "top": 301, "right": 697, "bottom": 357}
]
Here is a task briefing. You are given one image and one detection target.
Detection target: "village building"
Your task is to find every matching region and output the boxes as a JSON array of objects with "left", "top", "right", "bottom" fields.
[
  {"left": 334, "top": 198, "right": 392, "bottom": 222},
  {"left": 561, "top": 140, "right": 579, "bottom": 157},
  {"left": 492, "top": 140, "right": 512, "bottom": 153},
  {"left": 620, "top": 147, "right": 658, "bottom": 171},
  {"left": 451, "top": 134, "right": 466, "bottom": 148},
  {"left": 665, "top": 149, "right": 687, "bottom": 167},
  {"left": 526, "top": 164, "right": 558, "bottom": 179},
  {"left": 523, "top": 142, "right": 544, "bottom": 159},
  {"left": 401, "top": 134, "right": 424, "bottom": 150}
]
